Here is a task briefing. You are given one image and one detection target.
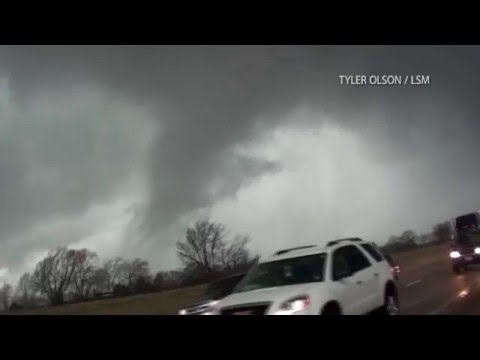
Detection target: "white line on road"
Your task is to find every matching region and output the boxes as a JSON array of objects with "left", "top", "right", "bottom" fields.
[
  {"left": 405, "top": 279, "right": 423, "bottom": 287},
  {"left": 429, "top": 280, "right": 480, "bottom": 315},
  {"left": 428, "top": 294, "right": 460, "bottom": 315}
]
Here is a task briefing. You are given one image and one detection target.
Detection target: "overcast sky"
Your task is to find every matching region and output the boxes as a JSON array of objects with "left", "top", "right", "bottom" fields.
[{"left": 0, "top": 45, "right": 480, "bottom": 284}]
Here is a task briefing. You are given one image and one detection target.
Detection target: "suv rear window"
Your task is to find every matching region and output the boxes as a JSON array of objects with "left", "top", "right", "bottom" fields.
[
  {"left": 360, "top": 244, "right": 384, "bottom": 262},
  {"left": 332, "top": 245, "right": 371, "bottom": 276}
]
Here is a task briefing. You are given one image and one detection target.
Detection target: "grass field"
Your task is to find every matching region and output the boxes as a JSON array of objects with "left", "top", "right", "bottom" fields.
[
  {"left": 392, "top": 242, "right": 449, "bottom": 271},
  {"left": 15, "top": 284, "right": 207, "bottom": 315},
  {"left": 12, "top": 243, "right": 448, "bottom": 315}
]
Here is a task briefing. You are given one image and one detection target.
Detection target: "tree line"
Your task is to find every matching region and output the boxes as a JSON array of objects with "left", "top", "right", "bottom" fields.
[
  {"left": 379, "top": 221, "right": 453, "bottom": 254},
  {"left": 0, "top": 218, "right": 454, "bottom": 311},
  {"left": 0, "top": 219, "right": 256, "bottom": 311}
]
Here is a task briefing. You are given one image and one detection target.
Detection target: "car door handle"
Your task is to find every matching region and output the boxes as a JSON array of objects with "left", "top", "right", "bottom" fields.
[{"left": 357, "top": 280, "right": 363, "bottom": 284}]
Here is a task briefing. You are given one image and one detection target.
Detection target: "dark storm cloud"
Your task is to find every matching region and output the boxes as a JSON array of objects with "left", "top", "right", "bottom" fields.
[
  {"left": 1, "top": 45, "right": 480, "bottom": 258},
  {"left": 0, "top": 79, "right": 153, "bottom": 275}
]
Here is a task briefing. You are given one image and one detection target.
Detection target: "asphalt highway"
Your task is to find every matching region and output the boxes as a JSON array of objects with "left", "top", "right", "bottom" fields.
[{"left": 399, "top": 255, "right": 480, "bottom": 315}]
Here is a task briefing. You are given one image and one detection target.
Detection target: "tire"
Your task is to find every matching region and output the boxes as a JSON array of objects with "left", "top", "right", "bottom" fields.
[
  {"left": 321, "top": 303, "right": 341, "bottom": 315},
  {"left": 382, "top": 291, "right": 400, "bottom": 315}
]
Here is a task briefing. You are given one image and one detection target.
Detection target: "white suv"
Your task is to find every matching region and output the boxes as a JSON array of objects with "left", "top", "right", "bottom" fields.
[{"left": 213, "top": 238, "right": 399, "bottom": 315}]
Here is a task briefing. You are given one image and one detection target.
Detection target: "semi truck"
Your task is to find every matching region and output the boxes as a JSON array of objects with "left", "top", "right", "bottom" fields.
[{"left": 450, "top": 211, "right": 480, "bottom": 273}]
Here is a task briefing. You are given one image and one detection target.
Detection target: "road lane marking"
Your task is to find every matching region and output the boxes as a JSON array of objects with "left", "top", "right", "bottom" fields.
[
  {"left": 428, "top": 285, "right": 477, "bottom": 315},
  {"left": 428, "top": 293, "right": 461, "bottom": 315},
  {"left": 405, "top": 279, "right": 423, "bottom": 287}
]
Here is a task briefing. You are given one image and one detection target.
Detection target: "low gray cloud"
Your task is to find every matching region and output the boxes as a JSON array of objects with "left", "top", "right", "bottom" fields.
[{"left": 0, "top": 78, "right": 154, "bottom": 279}]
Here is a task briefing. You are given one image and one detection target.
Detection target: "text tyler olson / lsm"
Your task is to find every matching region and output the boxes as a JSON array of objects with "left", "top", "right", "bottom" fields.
[{"left": 339, "top": 75, "right": 430, "bottom": 86}]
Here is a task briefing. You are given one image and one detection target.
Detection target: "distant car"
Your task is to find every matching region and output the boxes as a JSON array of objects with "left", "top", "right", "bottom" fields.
[
  {"left": 178, "top": 273, "right": 246, "bottom": 315},
  {"left": 449, "top": 230, "right": 480, "bottom": 274},
  {"left": 213, "top": 238, "right": 398, "bottom": 315},
  {"left": 384, "top": 255, "right": 400, "bottom": 281}
]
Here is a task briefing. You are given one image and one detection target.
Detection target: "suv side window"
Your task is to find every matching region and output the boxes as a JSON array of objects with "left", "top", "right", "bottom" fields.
[
  {"left": 360, "top": 243, "right": 384, "bottom": 262},
  {"left": 333, "top": 245, "right": 371, "bottom": 277},
  {"left": 332, "top": 249, "right": 353, "bottom": 280}
]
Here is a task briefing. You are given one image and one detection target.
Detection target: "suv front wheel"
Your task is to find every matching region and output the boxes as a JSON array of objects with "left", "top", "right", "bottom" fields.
[{"left": 321, "top": 302, "right": 341, "bottom": 315}]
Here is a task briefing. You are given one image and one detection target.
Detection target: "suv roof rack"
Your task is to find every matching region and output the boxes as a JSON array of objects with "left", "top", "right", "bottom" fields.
[
  {"left": 273, "top": 245, "right": 316, "bottom": 256},
  {"left": 326, "top": 237, "right": 363, "bottom": 247}
]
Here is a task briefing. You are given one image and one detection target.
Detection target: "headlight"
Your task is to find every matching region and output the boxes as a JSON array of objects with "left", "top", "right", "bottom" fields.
[
  {"left": 202, "top": 300, "right": 220, "bottom": 315},
  {"left": 202, "top": 310, "right": 219, "bottom": 315},
  {"left": 475, "top": 248, "right": 480, "bottom": 254},
  {"left": 450, "top": 251, "right": 461, "bottom": 259},
  {"left": 274, "top": 295, "right": 311, "bottom": 315},
  {"left": 178, "top": 309, "right": 187, "bottom": 315}
]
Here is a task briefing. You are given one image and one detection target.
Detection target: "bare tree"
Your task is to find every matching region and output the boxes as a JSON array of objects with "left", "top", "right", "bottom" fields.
[
  {"left": 176, "top": 219, "right": 227, "bottom": 274},
  {"left": 15, "top": 273, "right": 36, "bottom": 308},
  {"left": 31, "top": 247, "right": 83, "bottom": 305},
  {"left": 432, "top": 221, "right": 453, "bottom": 243},
  {"left": 90, "top": 268, "right": 110, "bottom": 295},
  {"left": 160, "top": 270, "right": 184, "bottom": 289},
  {"left": 219, "top": 235, "right": 250, "bottom": 271},
  {"left": 177, "top": 219, "right": 252, "bottom": 280},
  {"left": 387, "top": 235, "right": 399, "bottom": 245},
  {"left": 71, "top": 249, "right": 99, "bottom": 300},
  {"left": 133, "top": 275, "right": 154, "bottom": 294},
  {"left": 399, "top": 230, "right": 417, "bottom": 245},
  {"left": 153, "top": 271, "right": 164, "bottom": 290},
  {"left": 0, "top": 283, "right": 12, "bottom": 311},
  {"left": 419, "top": 233, "right": 432, "bottom": 245},
  {"left": 103, "top": 257, "right": 128, "bottom": 291},
  {"left": 124, "top": 258, "right": 151, "bottom": 288}
]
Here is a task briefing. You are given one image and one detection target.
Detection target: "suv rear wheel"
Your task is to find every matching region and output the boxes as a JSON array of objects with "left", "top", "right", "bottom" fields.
[
  {"left": 384, "top": 295, "right": 399, "bottom": 315},
  {"left": 382, "top": 285, "right": 399, "bottom": 315}
]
